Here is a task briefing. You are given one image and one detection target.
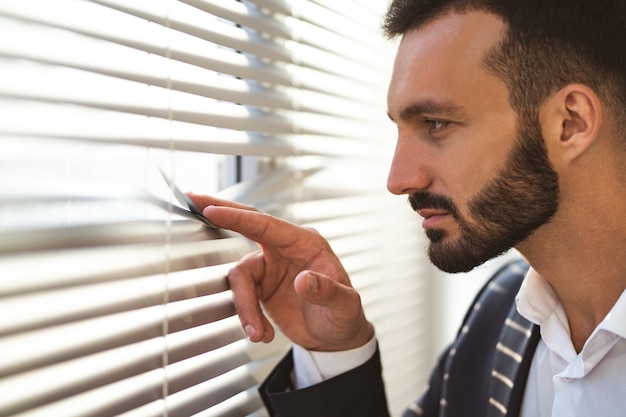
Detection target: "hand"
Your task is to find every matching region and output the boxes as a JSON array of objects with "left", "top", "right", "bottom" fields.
[{"left": 188, "top": 193, "right": 374, "bottom": 352}]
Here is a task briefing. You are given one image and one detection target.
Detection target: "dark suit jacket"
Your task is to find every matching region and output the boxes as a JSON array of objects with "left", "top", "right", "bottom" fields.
[{"left": 260, "top": 259, "right": 540, "bottom": 417}]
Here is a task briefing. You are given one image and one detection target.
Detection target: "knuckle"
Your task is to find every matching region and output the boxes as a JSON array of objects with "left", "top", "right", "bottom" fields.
[
  {"left": 244, "top": 203, "right": 259, "bottom": 212},
  {"left": 303, "top": 226, "right": 321, "bottom": 236},
  {"left": 228, "top": 251, "right": 262, "bottom": 280}
]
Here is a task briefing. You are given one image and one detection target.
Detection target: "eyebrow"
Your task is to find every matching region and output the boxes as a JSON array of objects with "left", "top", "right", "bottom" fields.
[{"left": 387, "top": 99, "right": 466, "bottom": 123}]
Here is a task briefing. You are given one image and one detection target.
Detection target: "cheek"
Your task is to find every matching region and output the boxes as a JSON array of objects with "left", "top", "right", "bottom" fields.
[
  {"left": 442, "top": 148, "right": 497, "bottom": 201},
  {"left": 443, "top": 131, "right": 517, "bottom": 209}
]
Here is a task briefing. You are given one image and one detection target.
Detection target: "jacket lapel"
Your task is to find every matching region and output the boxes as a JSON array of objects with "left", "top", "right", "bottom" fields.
[{"left": 487, "top": 306, "right": 540, "bottom": 417}]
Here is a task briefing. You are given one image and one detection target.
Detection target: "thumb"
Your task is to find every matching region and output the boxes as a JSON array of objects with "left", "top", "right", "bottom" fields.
[
  {"left": 294, "top": 271, "right": 356, "bottom": 309},
  {"left": 294, "top": 271, "right": 373, "bottom": 351}
]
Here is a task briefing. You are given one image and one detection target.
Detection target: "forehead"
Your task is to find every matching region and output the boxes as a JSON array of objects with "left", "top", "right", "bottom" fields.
[{"left": 387, "top": 11, "right": 507, "bottom": 116}]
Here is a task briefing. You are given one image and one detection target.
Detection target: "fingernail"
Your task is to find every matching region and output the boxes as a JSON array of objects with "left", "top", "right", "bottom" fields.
[
  {"left": 245, "top": 324, "right": 256, "bottom": 339},
  {"left": 307, "top": 273, "right": 318, "bottom": 293}
]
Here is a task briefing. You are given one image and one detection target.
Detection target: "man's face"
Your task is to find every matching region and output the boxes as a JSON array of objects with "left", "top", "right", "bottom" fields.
[{"left": 386, "top": 12, "right": 559, "bottom": 272}]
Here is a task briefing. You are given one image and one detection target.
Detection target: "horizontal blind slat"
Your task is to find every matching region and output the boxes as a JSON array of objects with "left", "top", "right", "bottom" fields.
[
  {"left": 0, "top": 266, "right": 230, "bottom": 337},
  {"left": 0, "top": 2, "right": 293, "bottom": 88},
  {"left": 0, "top": 125, "right": 385, "bottom": 159},
  {"left": 1, "top": 293, "right": 236, "bottom": 374},
  {"left": 0, "top": 1, "right": 429, "bottom": 416},
  {"left": 0, "top": 316, "right": 245, "bottom": 392},
  {"left": 0, "top": 66, "right": 383, "bottom": 136},
  {"left": 0, "top": 115, "right": 295, "bottom": 157},
  {"left": 0, "top": 239, "right": 253, "bottom": 297},
  {"left": 165, "top": 352, "right": 285, "bottom": 417},
  {"left": 247, "top": 0, "right": 383, "bottom": 46},
  {"left": 0, "top": 3, "right": 387, "bottom": 91},
  {"left": 5, "top": 346, "right": 285, "bottom": 417},
  {"left": 181, "top": 0, "right": 389, "bottom": 74},
  {"left": 178, "top": 0, "right": 288, "bottom": 39}
]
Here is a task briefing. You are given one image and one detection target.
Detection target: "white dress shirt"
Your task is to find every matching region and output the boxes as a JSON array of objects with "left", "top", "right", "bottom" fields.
[
  {"left": 293, "top": 268, "right": 626, "bottom": 416},
  {"left": 292, "top": 335, "right": 377, "bottom": 389},
  {"left": 517, "top": 268, "right": 626, "bottom": 417}
]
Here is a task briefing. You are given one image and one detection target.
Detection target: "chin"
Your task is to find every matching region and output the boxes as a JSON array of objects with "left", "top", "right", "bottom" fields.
[{"left": 426, "top": 237, "right": 500, "bottom": 274}]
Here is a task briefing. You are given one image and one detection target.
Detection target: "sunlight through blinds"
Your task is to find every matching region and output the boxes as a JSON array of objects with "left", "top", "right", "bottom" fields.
[{"left": 0, "top": 1, "right": 431, "bottom": 416}]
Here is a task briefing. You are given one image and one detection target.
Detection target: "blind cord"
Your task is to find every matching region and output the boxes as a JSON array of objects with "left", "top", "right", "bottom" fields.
[{"left": 162, "top": 1, "right": 174, "bottom": 415}]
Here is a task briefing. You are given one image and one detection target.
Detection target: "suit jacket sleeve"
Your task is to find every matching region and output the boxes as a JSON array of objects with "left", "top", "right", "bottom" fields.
[
  {"left": 259, "top": 345, "right": 390, "bottom": 417},
  {"left": 259, "top": 259, "right": 531, "bottom": 417}
]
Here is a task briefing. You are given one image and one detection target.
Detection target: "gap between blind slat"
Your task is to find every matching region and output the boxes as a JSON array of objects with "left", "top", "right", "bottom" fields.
[
  {"left": 0, "top": 239, "right": 253, "bottom": 297},
  {"left": 0, "top": 94, "right": 384, "bottom": 155},
  {"left": 0, "top": 314, "right": 242, "bottom": 386},
  {"left": 0, "top": 4, "right": 289, "bottom": 88},
  {"left": 0, "top": 75, "right": 382, "bottom": 137},
  {"left": 163, "top": 343, "right": 287, "bottom": 417},
  {"left": 0, "top": 307, "right": 247, "bottom": 416},
  {"left": 179, "top": 0, "right": 385, "bottom": 67},
  {"left": 116, "top": 337, "right": 289, "bottom": 417},
  {"left": 309, "top": 0, "right": 380, "bottom": 25},
  {"left": 0, "top": 125, "right": 295, "bottom": 158},
  {"left": 0, "top": 43, "right": 380, "bottom": 110},
  {"left": 183, "top": 386, "right": 265, "bottom": 417},
  {"left": 178, "top": 0, "right": 287, "bottom": 41},
  {"left": 292, "top": 192, "right": 404, "bottom": 222},
  {"left": 0, "top": 181, "right": 406, "bottom": 289},
  {"left": 4, "top": 345, "right": 285, "bottom": 417},
  {"left": 1, "top": 292, "right": 236, "bottom": 369},
  {"left": 163, "top": 352, "right": 285, "bottom": 417},
  {"left": 304, "top": 212, "right": 405, "bottom": 241},
  {"left": 91, "top": 0, "right": 387, "bottom": 78},
  {"left": 245, "top": 0, "right": 384, "bottom": 48},
  {"left": 0, "top": 3, "right": 386, "bottom": 94},
  {"left": 347, "top": 258, "right": 426, "bottom": 299},
  {"left": 0, "top": 81, "right": 290, "bottom": 134},
  {"left": 0, "top": 265, "right": 231, "bottom": 337},
  {"left": 0, "top": 220, "right": 223, "bottom": 255},
  {"left": 317, "top": 232, "right": 418, "bottom": 256},
  {"left": 0, "top": 128, "right": 382, "bottom": 159},
  {"left": 341, "top": 255, "right": 420, "bottom": 286}
]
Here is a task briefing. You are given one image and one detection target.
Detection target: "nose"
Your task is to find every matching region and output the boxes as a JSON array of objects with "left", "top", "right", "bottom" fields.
[{"left": 386, "top": 137, "right": 432, "bottom": 195}]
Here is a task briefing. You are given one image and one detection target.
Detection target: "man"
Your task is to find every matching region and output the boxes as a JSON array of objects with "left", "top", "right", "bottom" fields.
[{"left": 190, "top": 0, "right": 626, "bottom": 415}]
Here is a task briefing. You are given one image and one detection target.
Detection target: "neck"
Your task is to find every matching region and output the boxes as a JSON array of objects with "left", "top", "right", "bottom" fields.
[{"left": 518, "top": 184, "right": 626, "bottom": 352}]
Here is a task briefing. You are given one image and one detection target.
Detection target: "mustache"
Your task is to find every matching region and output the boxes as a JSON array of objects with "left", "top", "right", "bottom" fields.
[{"left": 408, "top": 192, "right": 459, "bottom": 218}]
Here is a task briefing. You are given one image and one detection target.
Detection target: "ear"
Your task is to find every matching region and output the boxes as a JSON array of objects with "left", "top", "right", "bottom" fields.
[{"left": 540, "top": 84, "right": 602, "bottom": 167}]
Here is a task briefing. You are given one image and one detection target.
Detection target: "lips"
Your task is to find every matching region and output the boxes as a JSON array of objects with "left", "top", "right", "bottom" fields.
[
  {"left": 417, "top": 209, "right": 449, "bottom": 218},
  {"left": 417, "top": 209, "right": 450, "bottom": 229},
  {"left": 409, "top": 192, "right": 457, "bottom": 229}
]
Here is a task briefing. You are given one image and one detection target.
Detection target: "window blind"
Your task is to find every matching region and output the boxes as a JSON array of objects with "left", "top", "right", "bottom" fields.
[{"left": 0, "top": 1, "right": 432, "bottom": 416}]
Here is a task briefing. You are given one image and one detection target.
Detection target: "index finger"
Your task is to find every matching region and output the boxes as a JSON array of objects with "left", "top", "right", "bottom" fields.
[
  {"left": 187, "top": 192, "right": 259, "bottom": 213},
  {"left": 202, "top": 205, "right": 307, "bottom": 249}
]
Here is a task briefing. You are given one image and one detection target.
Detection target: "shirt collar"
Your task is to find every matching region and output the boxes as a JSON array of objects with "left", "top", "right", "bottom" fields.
[
  {"left": 517, "top": 267, "right": 626, "bottom": 338},
  {"left": 516, "top": 267, "right": 560, "bottom": 325},
  {"left": 516, "top": 267, "right": 626, "bottom": 363},
  {"left": 597, "top": 286, "right": 626, "bottom": 339},
  {"left": 517, "top": 267, "right": 577, "bottom": 361}
]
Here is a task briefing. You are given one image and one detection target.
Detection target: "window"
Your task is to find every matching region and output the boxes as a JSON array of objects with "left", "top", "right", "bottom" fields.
[{"left": 0, "top": 1, "right": 432, "bottom": 416}]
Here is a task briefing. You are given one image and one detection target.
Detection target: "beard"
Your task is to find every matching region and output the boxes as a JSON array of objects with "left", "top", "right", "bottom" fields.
[{"left": 409, "top": 115, "right": 560, "bottom": 273}]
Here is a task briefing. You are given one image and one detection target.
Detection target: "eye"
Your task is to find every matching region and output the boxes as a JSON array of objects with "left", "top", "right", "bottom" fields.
[{"left": 424, "top": 119, "right": 450, "bottom": 133}]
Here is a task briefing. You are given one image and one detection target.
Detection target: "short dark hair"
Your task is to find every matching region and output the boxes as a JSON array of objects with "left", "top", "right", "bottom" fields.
[{"left": 383, "top": 0, "right": 626, "bottom": 137}]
